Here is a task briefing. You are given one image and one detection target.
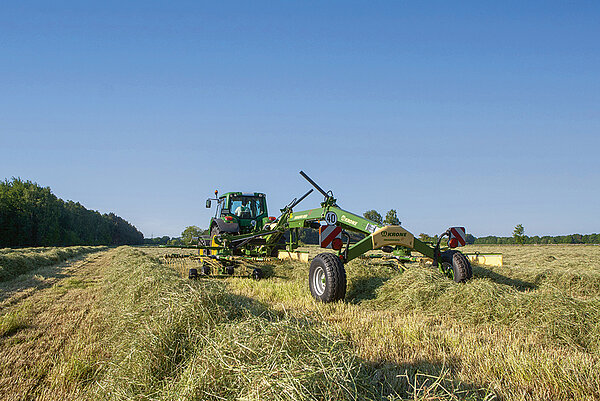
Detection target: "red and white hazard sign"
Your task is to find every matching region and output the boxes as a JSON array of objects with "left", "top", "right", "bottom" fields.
[
  {"left": 448, "top": 227, "right": 466, "bottom": 248},
  {"left": 319, "top": 224, "right": 343, "bottom": 250}
]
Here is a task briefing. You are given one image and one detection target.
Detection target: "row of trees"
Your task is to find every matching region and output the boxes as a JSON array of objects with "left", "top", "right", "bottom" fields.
[
  {"left": 363, "top": 209, "right": 401, "bottom": 226},
  {"left": 419, "top": 224, "right": 599, "bottom": 245},
  {"left": 0, "top": 178, "right": 144, "bottom": 247},
  {"left": 474, "top": 233, "right": 600, "bottom": 244},
  {"left": 144, "top": 226, "right": 209, "bottom": 246}
]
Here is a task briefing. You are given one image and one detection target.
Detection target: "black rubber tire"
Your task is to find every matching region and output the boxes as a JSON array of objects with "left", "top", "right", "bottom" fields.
[
  {"left": 309, "top": 252, "right": 347, "bottom": 303},
  {"left": 441, "top": 250, "right": 473, "bottom": 282},
  {"left": 252, "top": 268, "right": 263, "bottom": 280},
  {"left": 202, "top": 265, "right": 211, "bottom": 276},
  {"left": 225, "top": 265, "right": 235, "bottom": 275}
]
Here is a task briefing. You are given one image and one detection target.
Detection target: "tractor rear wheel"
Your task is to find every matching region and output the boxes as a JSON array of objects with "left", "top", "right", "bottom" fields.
[
  {"left": 441, "top": 250, "right": 472, "bottom": 282},
  {"left": 309, "top": 253, "right": 346, "bottom": 303}
]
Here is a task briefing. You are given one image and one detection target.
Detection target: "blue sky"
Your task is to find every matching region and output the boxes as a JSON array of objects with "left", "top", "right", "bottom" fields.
[{"left": 1, "top": 1, "right": 599, "bottom": 238}]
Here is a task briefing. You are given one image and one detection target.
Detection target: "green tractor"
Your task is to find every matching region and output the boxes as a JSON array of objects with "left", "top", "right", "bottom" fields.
[{"left": 204, "top": 191, "right": 285, "bottom": 257}]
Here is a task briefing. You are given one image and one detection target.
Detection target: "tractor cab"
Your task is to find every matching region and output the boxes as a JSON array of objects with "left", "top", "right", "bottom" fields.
[{"left": 207, "top": 192, "right": 268, "bottom": 235}]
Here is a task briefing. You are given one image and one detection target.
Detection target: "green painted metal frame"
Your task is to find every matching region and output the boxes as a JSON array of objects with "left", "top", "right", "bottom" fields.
[{"left": 287, "top": 203, "right": 442, "bottom": 266}]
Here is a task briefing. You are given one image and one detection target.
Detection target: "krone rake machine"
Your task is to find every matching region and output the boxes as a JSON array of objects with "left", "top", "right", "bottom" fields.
[{"left": 165, "top": 171, "right": 473, "bottom": 303}]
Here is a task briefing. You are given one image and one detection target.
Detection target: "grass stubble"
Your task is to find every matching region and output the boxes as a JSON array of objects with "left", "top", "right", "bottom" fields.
[
  {"left": 0, "top": 246, "right": 107, "bottom": 282},
  {"left": 0, "top": 244, "right": 598, "bottom": 400}
]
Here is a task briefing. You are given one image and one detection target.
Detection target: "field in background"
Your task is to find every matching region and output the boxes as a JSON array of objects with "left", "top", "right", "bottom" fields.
[{"left": 0, "top": 244, "right": 598, "bottom": 400}]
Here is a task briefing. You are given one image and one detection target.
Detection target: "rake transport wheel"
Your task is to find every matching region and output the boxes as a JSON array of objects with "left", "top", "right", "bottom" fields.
[
  {"left": 309, "top": 252, "right": 347, "bottom": 303},
  {"left": 441, "top": 250, "right": 473, "bottom": 282}
]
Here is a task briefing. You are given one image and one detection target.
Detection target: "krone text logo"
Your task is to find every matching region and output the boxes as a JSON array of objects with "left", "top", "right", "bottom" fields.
[{"left": 381, "top": 231, "right": 407, "bottom": 237}]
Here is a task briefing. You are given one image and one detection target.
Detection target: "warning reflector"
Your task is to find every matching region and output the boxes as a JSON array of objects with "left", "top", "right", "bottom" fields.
[
  {"left": 448, "top": 227, "right": 466, "bottom": 248},
  {"left": 319, "top": 224, "right": 342, "bottom": 249}
]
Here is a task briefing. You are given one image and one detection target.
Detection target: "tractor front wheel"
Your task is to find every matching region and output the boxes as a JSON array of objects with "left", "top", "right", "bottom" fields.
[
  {"left": 441, "top": 250, "right": 473, "bottom": 282},
  {"left": 309, "top": 253, "right": 347, "bottom": 303}
]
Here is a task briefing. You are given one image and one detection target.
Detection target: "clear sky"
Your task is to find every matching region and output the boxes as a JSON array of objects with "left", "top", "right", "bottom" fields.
[{"left": 1, "top": 1, "right": 599, "bottom": 238}]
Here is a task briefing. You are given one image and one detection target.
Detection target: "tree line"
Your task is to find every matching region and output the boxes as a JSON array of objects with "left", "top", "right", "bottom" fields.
[
  {"left": 0, "top": 178, "right": 144, "bottom": 247},
  {"left": 418, "top": 230, "right": 599, "bottom": 245},
  {"left": 473, "top": 234, "right": 600, "bottom": 245}
]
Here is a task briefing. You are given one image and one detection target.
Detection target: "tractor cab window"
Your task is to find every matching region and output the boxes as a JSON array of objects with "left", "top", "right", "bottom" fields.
[{"left": 230, "top": 196, "right": 264, "bottom": 219}]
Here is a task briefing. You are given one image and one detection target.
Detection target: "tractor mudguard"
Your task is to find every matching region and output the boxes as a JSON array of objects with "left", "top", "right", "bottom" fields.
[{"left": 213, "top": 218, "right": 240, "bottom": 233}]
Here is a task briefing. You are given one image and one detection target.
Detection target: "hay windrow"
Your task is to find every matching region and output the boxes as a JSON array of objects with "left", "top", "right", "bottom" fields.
[{"left": 0, "top": 246, "right": 107, "bottom": 281}]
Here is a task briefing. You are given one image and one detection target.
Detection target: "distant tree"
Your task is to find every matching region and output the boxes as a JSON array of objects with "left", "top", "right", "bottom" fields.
[
  {"left": 465, "top": 234, "right": 476, "bottom": 245},
  {"left": 298, "top": 228, "right": 319, "bottom": 245},
  {"left": 384, "top": 209, "right": 400, "bottom": 225},
  {"left": 144, "top": 236, "right": 173, "bottom": 245},
  {"left": 181, "top": 226, "right": 203, "bottom": 245},
  {"left": 363, "top": 210, "right": 383, "bottom": 225},
  {"left": 168, "top": 238, "right": 183, "bottom": 246},
  {"left": 419, "top": 233, "right": 433, "bottom": 242},
  {"left": 513, "top": 224, "right": 525, "bottom": 245}
]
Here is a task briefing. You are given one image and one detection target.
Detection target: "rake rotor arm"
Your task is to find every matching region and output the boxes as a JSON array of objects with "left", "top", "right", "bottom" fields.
[
  {"left": 299, "top": 171, "right": 337, "bottom": 206},
  {"left": 288, "top": 188, "right": 314, "bottom": 211},
  {"left": 299, "top": 171, "right": 328, "bottom": 198}
]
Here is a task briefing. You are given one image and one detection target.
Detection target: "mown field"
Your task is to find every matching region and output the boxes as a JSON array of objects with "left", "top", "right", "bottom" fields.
[{"left": 0, "top": 244, "right": 599, "bottom": 400}]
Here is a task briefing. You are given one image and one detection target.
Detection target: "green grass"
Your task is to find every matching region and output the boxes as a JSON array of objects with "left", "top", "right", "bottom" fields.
[
  {"left": 0, "top": 303, "right": 30, "bottom": 337},
  {"left": 0, "top": 246, "right": 106, "bottom": 282}
]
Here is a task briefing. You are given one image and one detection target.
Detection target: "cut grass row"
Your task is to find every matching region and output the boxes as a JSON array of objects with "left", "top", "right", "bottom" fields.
[
  {"left": 0, "top": 246, "right": 107, "bottom": 282},
  {"left": 90, "top": 247, "right": 490, "bottom": 400}
]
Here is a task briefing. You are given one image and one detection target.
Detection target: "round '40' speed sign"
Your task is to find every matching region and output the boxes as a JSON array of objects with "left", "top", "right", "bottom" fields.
[{"left": 324, "top": 211, "right": 337, "bottom": 225}]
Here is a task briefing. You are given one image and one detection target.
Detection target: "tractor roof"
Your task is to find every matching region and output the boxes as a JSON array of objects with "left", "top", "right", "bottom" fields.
[{"left": 220, "top": 192, "right": 265, "bottom": 199}]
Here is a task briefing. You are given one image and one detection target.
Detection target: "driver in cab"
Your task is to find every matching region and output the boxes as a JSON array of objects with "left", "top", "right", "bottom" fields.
[{"left": 234, "top": 200, "right": 251, "bottom": 218}]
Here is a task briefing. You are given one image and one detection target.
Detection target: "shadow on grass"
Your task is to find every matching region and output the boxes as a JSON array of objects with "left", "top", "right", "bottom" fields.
[
  {"left": 346, "top": 275, "right": 392, "bottom": 303},
  {"left": 472, "top": 265, "right": 536, "bottom": 291}
]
